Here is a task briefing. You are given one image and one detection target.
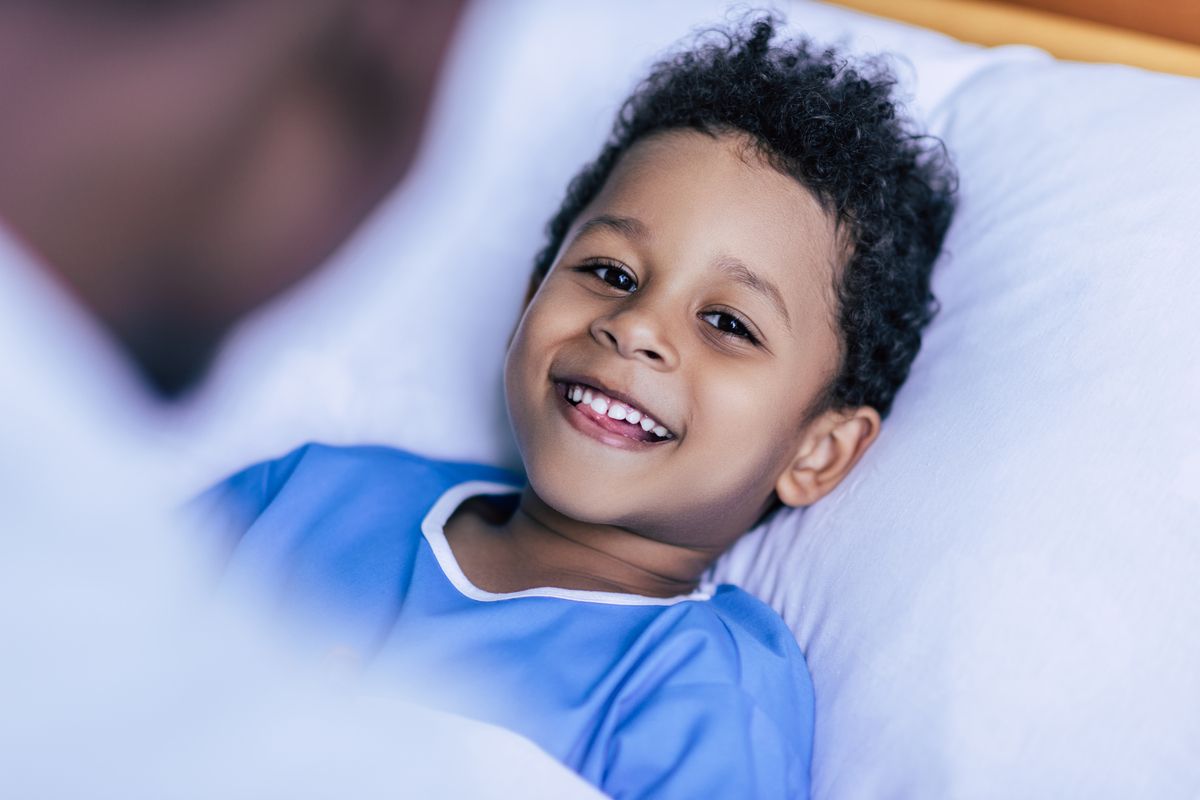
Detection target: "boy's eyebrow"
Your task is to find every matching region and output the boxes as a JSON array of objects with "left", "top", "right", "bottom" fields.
[
  {"left": 573, "top": 214, "right": 649, "bottom": 243},
  {"left": 715, "top": 256, "right": 792, "bottom": 330}
]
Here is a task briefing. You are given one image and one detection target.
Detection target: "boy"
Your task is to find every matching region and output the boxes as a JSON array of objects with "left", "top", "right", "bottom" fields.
[{"left": 203, "top": 16, "right": 955, "bottom": 798}]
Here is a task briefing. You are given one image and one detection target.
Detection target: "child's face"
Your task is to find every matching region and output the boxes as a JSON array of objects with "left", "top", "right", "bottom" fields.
[{"left": 505, "top": 130, "right": 848, "bottom": 549}]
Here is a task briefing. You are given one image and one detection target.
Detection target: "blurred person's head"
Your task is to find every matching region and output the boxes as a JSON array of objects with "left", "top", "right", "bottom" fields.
[{"left": 0, "top": 0, "right": 464, "bottom": 395}]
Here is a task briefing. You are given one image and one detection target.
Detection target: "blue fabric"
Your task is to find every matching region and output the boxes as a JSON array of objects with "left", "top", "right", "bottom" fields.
[{"left": 202, "top": 444, "right": 814, "bottom": 798}]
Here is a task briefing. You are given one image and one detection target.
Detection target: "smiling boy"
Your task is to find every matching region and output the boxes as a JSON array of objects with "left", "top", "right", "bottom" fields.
[{"left": 202, "top": 16, "right": 955, "bottom": 799}]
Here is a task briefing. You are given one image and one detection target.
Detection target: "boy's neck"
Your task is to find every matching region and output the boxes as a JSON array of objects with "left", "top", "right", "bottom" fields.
[{"left": 443, "top": 486, "right": 720, "bottom": 599}]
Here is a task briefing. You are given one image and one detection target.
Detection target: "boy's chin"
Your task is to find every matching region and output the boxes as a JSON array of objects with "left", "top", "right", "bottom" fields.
[{"left": 525, "top": 469, "right": 636, "bottom": 528}]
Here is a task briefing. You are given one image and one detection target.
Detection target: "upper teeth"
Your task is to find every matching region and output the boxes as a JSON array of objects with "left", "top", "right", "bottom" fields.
[{"left": 566, "top": 383, "right": 672, "bottom": 439}]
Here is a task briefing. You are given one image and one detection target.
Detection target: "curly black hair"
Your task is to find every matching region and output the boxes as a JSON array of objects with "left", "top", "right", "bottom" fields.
[{"left": 531, "top": 14, "right": 956, "bottom": 418}]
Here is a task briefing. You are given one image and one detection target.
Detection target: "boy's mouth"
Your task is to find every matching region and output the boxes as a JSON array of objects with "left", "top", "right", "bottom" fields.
[{"left": 554, "top": 380, "right": 676, "bottom": 444}]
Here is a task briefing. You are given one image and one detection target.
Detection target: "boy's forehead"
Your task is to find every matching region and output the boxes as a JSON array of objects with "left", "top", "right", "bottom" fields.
[{"left": 575, "top": 129, "right": 841, "bottom": 318}]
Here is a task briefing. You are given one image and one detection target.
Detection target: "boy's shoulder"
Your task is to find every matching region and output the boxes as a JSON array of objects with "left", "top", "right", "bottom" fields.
[
  {"left": 593, "top": 586, "right": 814, "bottom": 796},
  {"left": 706, "top": 584, "right": 806, "bottom": 659},
  {"left": 273, "top": 442, "right": 517, "bottom": 490},
  {"left": 195, "top": 443, "right": 519, "bottom": 546},
  {"left": 613, "top": 585, "right": 813, "bottom": 734},
  {"left": 662, "top": 586, "right": 811, "bottom": 696},
  {"left": 217, "top": 442, "right": 517, "bottom": 507}
]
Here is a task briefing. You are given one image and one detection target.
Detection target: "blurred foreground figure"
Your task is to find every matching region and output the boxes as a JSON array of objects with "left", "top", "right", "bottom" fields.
[
  {"left": 0, "top": 2, "right": 599, "bottom": 796},
  {"left": 0, "top": 0, "right": 454, "bottom": 395}
]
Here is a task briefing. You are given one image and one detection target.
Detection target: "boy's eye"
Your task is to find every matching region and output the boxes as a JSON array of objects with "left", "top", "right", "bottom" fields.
[
  {"left": 700, "top": 310, "right": 761, "bottom": 345},
  {"left": 579, "top": 261, "right": 638, "bottom": 293}
]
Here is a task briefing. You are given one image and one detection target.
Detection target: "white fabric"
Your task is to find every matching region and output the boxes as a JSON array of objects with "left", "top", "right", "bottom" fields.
[
  {"left": 158, "top": 0, "right": 1200, "bottom": 797},
  {"left": 0, "top": 129, "right": 601, "bottom": 800}
]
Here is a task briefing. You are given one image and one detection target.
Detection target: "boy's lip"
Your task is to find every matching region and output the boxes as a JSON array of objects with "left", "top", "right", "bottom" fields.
[{"left": 549, "top": 372, "right": 678, "bottom": 437}]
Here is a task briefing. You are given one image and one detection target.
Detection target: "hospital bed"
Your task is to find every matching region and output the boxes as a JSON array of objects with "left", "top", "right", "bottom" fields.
[{"left": 183, "top": 1, "right": 1200, "bottom": 796}]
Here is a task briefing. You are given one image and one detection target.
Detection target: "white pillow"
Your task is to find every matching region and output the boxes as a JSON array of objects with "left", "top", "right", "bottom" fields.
[
  {"left": 715, "top": 55, "right": 1200, "bottom": 798},
  {"left": 184, "top": 1, "right": 1200, "bottom": 797}
]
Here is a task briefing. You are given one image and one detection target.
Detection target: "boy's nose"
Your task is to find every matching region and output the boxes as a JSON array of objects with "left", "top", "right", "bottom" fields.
[{"left": 589, "top": 306, "right": 679, "bottom": 370}]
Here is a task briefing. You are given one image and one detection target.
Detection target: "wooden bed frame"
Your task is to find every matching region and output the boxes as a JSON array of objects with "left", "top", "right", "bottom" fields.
[{"left": 826, "top": 0, "right": 1200, "bottom": 77}]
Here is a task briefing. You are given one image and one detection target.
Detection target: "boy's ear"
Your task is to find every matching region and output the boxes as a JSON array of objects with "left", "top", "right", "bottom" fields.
[{"left": 774, "top": 406, "right": 881, "bottom": 508}]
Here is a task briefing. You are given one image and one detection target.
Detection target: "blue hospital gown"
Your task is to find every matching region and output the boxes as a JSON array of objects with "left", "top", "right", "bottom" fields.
[{"left": 203, "top": 444, "right": 814, "bottom": 798}]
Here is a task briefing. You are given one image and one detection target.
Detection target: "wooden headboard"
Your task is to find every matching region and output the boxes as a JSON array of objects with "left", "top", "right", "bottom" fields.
[
  {"left": 1003, "top": 0, "right": 1200, "bottom": 47},
  {"left": 826, "top": 0, "right": 1200, "bottom": 77}
]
